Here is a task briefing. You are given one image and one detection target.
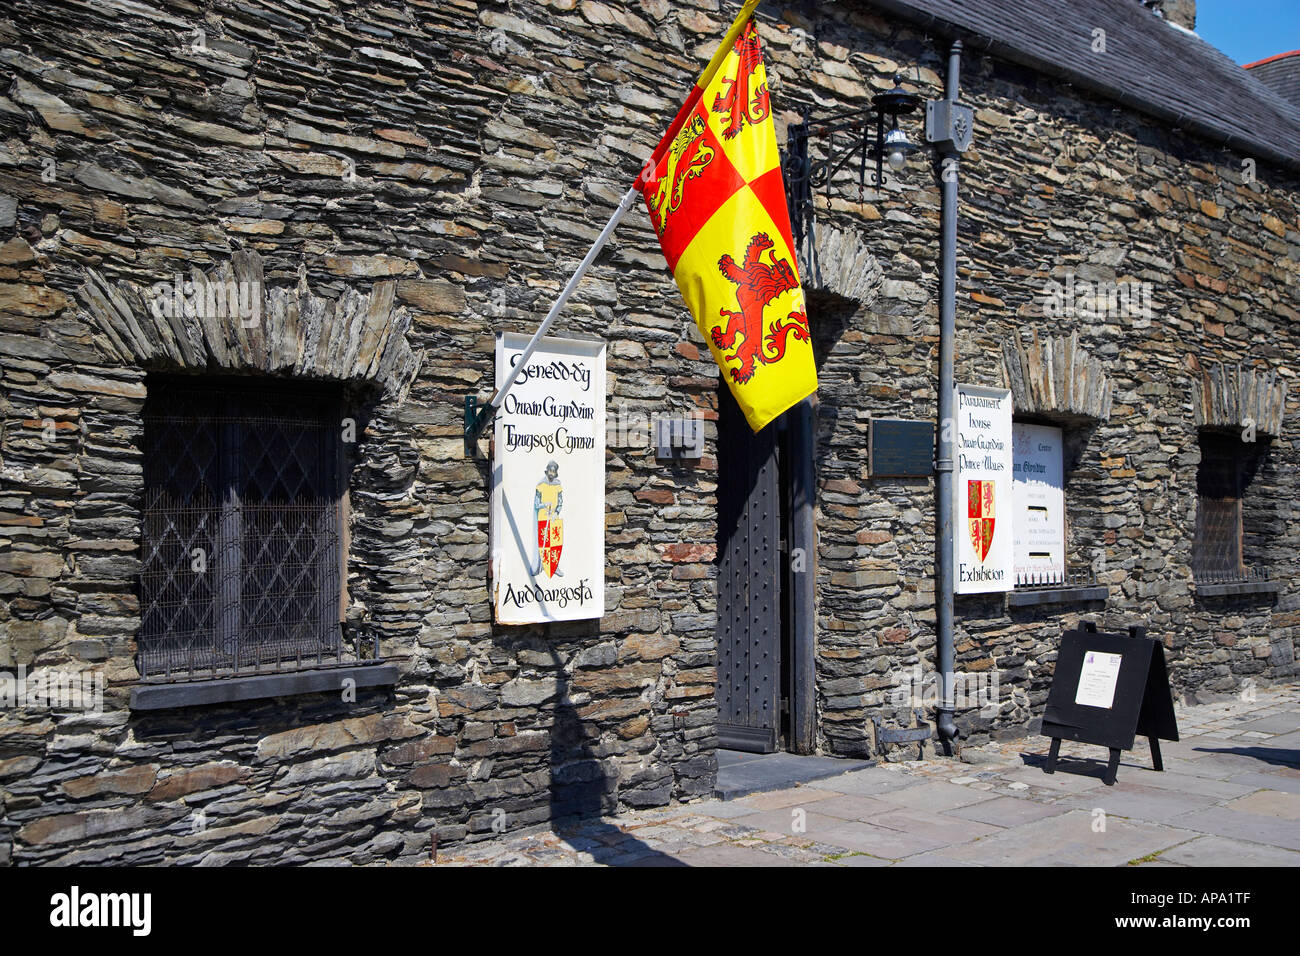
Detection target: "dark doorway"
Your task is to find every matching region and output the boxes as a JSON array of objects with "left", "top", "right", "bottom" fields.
[{"left": 714, "top": 385, "right": 815, "bottom": 754}]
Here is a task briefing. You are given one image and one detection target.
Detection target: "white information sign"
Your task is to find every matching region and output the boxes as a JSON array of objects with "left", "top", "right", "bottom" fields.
[
  {"left": 1012, "top": 422, "right": 1066, "bottom": 586},
  {"left": 491, "top": 332, "right": 606, "bottom": 624},
  {"left": 1074, "top": 650, "right": 1123, "bottom": 709},
  {"left": 954, "top": 384, "right": 1014, "bottom": 594}
]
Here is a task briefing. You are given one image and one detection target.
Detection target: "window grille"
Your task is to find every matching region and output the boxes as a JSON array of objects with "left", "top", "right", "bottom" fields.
[
  {"left": 1192, "top": 431, "right": 1267, "bottom": 585},
  {"left": 139, "top": 378, "right": 344, "bottom": 680}
]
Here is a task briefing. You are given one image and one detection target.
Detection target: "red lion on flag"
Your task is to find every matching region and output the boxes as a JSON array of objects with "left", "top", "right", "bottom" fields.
[
  {"left": 712, "top": 20, "right": 770, "bottom": 139},
  {"left": 712, "top": 233, "right": 810, "bottom": 384}
]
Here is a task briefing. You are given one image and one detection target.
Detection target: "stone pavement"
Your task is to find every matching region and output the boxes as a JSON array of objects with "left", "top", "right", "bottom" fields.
[{"left": 433, "top": 685, "right": 1300, "bottom": 866}]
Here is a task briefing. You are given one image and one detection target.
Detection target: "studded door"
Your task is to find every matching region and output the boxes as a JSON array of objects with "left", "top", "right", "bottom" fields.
[{"left": 715, "top": 385, "right": 781, "bottom": 753}]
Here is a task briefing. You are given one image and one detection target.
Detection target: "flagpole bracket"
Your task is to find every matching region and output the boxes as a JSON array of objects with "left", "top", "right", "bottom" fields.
[{"left": 464, "top": 395, "right": 495, "bottom": 458}]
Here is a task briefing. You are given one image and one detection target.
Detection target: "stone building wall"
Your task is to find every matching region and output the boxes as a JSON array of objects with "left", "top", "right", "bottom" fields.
[
  {"left": 0, "top": 0, "right": 730, "bottom": 866},
  {"left": 760, "top": 2, "right": 1299, "bottom": 755},
  {"left": 0, "top": 0, "right": 1297, "bottom": 866}
]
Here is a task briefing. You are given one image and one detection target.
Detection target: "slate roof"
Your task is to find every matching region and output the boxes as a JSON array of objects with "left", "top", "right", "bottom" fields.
[
  {"left": 861, "top": 0, "right": 1300, "bottom": 171},
  {"left": 1246, "top": 51, "right": 1300, "bottom": 109}
]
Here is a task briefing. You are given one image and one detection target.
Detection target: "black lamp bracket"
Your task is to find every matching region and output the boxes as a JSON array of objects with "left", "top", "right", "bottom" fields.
[{"left": 781, "top": 75, "right": 921, "bottom": 251}]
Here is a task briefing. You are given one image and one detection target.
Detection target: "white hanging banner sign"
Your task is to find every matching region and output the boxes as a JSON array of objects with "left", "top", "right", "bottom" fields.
[
  {"left": 954, "top": 384, "right": 1014, "bottom": 594},
  {"left": 1012, "top": 422, "right": 1066, "bottom": 586},
  {"left": 491, "top": 332, "right": 606, "bottom": 624}
]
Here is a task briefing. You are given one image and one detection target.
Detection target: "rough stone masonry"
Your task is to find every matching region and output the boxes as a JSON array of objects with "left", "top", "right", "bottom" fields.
[{"left": 0, "top": 0, "right": 1297, "bottom": 865}]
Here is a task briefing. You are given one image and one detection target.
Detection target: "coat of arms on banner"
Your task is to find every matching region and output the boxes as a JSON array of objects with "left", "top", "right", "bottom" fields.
[
  {"left": 532, "top": 460, "right": 564, "bottom": 578},
  {"left": 968, "top": 479, "right": 996, "bottom": 561}
]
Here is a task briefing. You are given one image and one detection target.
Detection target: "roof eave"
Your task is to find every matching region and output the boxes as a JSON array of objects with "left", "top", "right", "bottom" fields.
[{"left": 862, "top": 0, "right": 1300, "bottom": 174}]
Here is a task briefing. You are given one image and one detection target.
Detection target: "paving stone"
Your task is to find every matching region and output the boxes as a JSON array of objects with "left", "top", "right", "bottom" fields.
[
  {"left": 1127, "top": 859, "right": 1187, "bottom": 867},
  {"left": 1158, "top": 835, "right": 1300, "bottom": 866},
  {"left": 777, "top": 815, "right": 952, "bottom": 860},
  {"left": 1105, "top": 767, "right": 1258, "bottom": 800},
  {"left": 874, "top": 780, "right": 1002, "bottom": 812},
  {"left": 1180, "top": 748, "right": 1294, "bottom": 775},
  {"left": 1229, "top": 714, "right": 1300, "bottom": 735},
  {"left": 1058, "top": 782, "right": 1221, "bottom": 824},
  {"left": 736, "top": 807, "right": 834, "bottom": 840},
  {"left": 827, "top": 852, "right": 892, "bottom": 867},
  {"left": 891, "top": 851, "right": 986, "bottom": 866},
  {"left": 1225, "top": 771, "right": 1300, "bottom": 795},
  {"left": 1173, "top": 807, "right": 1300, "bottom": 851},
  {"left": 868, "top": 808, "right": 1001, "bottom": 845},
  {"left": 1260, "top": 731, "right": 1300, "bottom": 751},
  {"left": 797, "top": 792, "right": 899, "bottom": 821},
  {"left": 1224, "top": 789, "right": 1300, "bottom": 819},
  {"left": 999, "top": 765, "right": 1110, "bottom": 793},
  {"left": 752, "top": 841, "right": 826, "bottom": 863},
  {"left": 670, "top": 843, "right": 801, "bottom": 867},
  {"left": 689, "top": 800, "right": 762, "bottom": 820},
  {"left": 947, "top": 795, "right": 1070, "bottom": 828},
  {"left": 804, "top": 767, "right": 924, "bottom": 796},
  {"left": 736, "top": 787, "right": 836, "bottom": 811},
  {"left": 938, "top": 809, "right": 1198, "bottom": 866}
]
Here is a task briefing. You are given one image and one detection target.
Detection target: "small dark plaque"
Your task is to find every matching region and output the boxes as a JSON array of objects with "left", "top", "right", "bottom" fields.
[{"left": 869, "top": 419, "right": 934, "bottom": 477}]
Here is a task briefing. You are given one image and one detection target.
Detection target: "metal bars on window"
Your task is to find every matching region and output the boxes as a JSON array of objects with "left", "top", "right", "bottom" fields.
[
  {"left": 1192, "top": 431, "right": 1267, "bottom": 585},
  {"left": 140, "top": 379, "right": 344, "bottom": 681}
]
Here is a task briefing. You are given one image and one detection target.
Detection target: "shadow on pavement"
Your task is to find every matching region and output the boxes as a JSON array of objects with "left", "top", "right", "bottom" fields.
[
  {"left": 553, "top": 819, "right": 688, "bottom": 867},
  {"left": 1193, "top": 746, "right": 1300, "bottom": 769},
  {"left": 1019, "top": 751, "right": 1116, "bottom": 779}
]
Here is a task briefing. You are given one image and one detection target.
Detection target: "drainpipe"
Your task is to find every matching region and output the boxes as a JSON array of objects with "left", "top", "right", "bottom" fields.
[{"left": 928, "top": 39, "right": 969, "bottom": 753}]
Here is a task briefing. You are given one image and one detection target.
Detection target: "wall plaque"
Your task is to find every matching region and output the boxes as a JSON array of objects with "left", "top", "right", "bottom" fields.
[{"left": 869, "top": 418, "right": 934, "bottom": 477}]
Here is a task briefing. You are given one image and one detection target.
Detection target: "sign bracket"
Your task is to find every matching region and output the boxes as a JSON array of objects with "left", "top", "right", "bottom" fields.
[{"left": 463, "top": 186, "right": 639, "bottom": 459}]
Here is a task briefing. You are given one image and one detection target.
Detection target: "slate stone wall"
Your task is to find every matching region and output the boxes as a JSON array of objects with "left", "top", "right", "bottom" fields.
[
  {"left": 0, "top": 0, "right": 1296, "bottom": 865},
  {"left": 0, "top": 0, "right": 725, "bottom": 866},
  {"left": 763, "top": 3, "right": 1300, "bottom": 755}
]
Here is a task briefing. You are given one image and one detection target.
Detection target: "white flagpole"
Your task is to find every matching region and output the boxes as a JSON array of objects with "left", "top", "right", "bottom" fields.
[
  {"left": 469, "top": 0, "right": 759, "bottom": 449},
  {"left": 486, "top": 185, "right": 640, "bottom": 412}
]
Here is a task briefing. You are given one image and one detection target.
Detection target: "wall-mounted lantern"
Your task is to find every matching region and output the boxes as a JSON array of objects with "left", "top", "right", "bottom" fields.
[{"left": 781, "top": 74, "right": 922, "bottom": 247}]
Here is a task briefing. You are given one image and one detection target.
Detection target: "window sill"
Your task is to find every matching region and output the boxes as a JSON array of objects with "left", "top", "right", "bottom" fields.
[
  {"left": 1193, "top": 580, "right": 1282, "bottom": 598},
  {"left": 129, "top": 662, "right": 398, "bottom": 711},
  {"left": 1007, "top": 585, "right": 1109, "bottom": 607}
]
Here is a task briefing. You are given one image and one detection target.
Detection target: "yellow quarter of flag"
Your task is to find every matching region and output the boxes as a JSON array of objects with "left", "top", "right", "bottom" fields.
[{"left": 639, "top": 13, "right": 817, "bottom": 433}]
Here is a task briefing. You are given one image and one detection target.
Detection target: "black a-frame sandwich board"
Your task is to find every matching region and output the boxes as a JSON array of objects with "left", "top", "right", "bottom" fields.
[{"left": 1040, "top": 622, "right": 1179, "bottom": 786}]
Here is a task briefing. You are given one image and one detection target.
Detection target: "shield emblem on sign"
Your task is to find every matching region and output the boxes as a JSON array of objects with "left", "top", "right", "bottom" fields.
[
  {"left": 968, "top": 479, "right": 996, "bottom": 561},
  {"left": 537, "top": 516, "right": 564, "bottom": 578}
]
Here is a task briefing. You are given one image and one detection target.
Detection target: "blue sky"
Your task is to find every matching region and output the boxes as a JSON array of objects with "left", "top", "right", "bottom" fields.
[{"left": 1195, "top": 0, "right": 1300, "bottom": 64}]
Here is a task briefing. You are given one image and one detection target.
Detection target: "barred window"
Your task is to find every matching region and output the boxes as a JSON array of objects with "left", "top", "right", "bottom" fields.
[
  {"left": 1192, "top": 431, "right": 1266, "bottom": 584},
  {"left": 139, "top": 377, "right": 345, "bottom": 681}
]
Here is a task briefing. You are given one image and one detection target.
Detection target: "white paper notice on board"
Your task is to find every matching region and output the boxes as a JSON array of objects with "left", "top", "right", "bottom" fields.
[
  {"left": 954, "top": 384, "right": 1014, "bottom": 593},
  {"left": 1074, "top": 650, "right": 1123, "bottom": 709},
  {"left": 490, "top": 332, "right": 606, "bottom": 624}
]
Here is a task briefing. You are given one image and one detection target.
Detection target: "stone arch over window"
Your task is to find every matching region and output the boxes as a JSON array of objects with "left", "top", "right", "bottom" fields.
[
  {"left": 75, "top": 250, "right": 423, "bottom": 399},
  {"left": 1192, "top": 362, "right": 1288, "bottom": 439},
  {"left": 1001, "top": 331, "right": 1112, "bottom": 425}
]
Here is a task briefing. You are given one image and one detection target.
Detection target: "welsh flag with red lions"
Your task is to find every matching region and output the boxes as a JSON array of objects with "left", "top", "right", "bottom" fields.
[{"left": 635, "top": 2, "right": 817, "bottom": 432}]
